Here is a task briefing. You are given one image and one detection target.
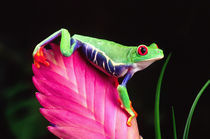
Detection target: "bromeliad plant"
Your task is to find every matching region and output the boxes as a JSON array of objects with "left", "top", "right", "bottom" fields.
[
  {"left": 32, "top": 29, "right": 210, "bottom": 139},
  {"left": 32, "top": 28, "right": 164, "bottom": 138},
  {"left": 32, "top": 43, "right": 140, "bottom": 138},
  {"left": 32, "top": 28, "right": 209, "bottom": 139},
  {"left": 33, "top": 28, "right": 164, "bottom": 127}
]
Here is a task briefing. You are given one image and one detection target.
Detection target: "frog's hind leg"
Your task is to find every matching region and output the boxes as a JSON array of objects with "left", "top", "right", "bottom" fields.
[
  {"left": 33, "top": 28, "right": 79, "bottom": 68},
  {"left": 117, "top": 85, "right": 138, "bottom": 126},
  {"left": 117, "top": 72, "right": 138, "bottom": 126}
]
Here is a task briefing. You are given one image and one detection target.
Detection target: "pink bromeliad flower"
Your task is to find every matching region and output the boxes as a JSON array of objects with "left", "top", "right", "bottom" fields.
[{"left": 32, "top": 43, "right": 141, "bottom": 139}]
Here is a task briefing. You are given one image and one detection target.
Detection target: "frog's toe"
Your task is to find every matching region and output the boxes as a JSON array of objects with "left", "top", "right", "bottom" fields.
[
  {"left": 127, "top": 114, "right": 135, "bottom": 127},
  {"left": 33, "top": 46, "right": 50, "bottom": 68}
]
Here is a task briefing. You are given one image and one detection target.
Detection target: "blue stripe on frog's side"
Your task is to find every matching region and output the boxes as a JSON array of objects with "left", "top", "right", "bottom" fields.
[{"left": 74, "top": 39, "right": 130, "bottom": 77}]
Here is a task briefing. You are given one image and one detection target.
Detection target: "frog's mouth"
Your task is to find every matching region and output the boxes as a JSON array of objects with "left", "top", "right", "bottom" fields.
[{"left": 133, "top": 56, "right": 164, "bottom": 71}]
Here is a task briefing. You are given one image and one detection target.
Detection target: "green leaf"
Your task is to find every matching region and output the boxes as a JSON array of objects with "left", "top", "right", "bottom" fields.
[
  {"left": 2, "top": 82, "right": 49, "bottom": 139},
  {"left": 183, "top": 80, "right": 210, "bottom": 139},
  {"left": 154, "top": 53, "right": 172, "bottom": 139},
  {"left": 172, "top": 106, "right": 177, "bottom": 139}
]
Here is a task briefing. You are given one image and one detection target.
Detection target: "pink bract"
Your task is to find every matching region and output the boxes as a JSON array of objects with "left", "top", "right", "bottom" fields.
[{"left": 32, "top": 43, "right": 141, "bottom": 139}]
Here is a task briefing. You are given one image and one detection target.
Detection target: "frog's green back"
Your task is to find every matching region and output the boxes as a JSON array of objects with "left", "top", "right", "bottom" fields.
[{"left": 72, "top": 34, "right": 134, "bottom": 64}]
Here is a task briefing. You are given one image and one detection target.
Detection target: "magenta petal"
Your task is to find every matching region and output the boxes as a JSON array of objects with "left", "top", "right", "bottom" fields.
[
  {"left": 40, "top": 108, "right": 104, "bottom": 134},
  {"left": 32, "top": 43, "right": 140, "bottom": 138},
  {"left": 33, "top": 76, "right": 86, "bottom": 106},
  {"left": 36, "top": 93, "right": 93, "bottom": 119},
  {"left": 48, "top": 126, "right": 108, "bottom": 139},
  {"left": 32, "top": 64, "right": 77, "bottom": 91}
]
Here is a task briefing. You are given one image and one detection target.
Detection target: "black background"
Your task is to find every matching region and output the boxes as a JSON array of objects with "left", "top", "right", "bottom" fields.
[{"left": 0, "top": 0, "right": 209, "bottom": 138}]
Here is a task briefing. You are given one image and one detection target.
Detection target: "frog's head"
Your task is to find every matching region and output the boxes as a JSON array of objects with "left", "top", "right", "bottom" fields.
[{"left": 130, "top": 43, "right": 164, "bottom": 71}]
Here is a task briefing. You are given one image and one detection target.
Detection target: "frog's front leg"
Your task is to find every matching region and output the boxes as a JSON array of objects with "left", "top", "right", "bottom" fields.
[
  {"left": 117, "top": 72, "right": 138, "bottom": 126},
  {"left": 33, "top": 28, "right": 80, "bottom": 68}
]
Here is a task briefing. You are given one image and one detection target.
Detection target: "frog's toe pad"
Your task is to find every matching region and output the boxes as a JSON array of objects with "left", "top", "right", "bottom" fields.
[
  {"left": 127, "top": 121, "right": 132, "bottom": 127},
  {"left": 126, "top": 115, "right": 135, "bottom": 127}
]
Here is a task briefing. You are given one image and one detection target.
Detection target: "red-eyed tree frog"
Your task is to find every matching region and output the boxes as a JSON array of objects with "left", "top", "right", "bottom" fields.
[{"left": 33, "top": 28, "right": 164, "bottom": 126}]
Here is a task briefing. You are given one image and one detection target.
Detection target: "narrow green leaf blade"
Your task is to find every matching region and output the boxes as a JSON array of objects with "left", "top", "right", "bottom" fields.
[
  {"left": 172, "top": 106, "right": 177, "bottom": 139},
  {"left": 154, "top": 53, "right": 172, "bottom": 139},
  {"left": 183, "top": 80, "right": 210, "bottom": 139}
]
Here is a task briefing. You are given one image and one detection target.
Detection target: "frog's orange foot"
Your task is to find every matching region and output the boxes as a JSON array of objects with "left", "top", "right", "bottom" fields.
[
  {"left": 33, "top": 46, "right": 50, "bottom": 68},
  {"left": 127, "top": 120, "right": 132, "bottom": 127},
  {"left": 130, "top": 101, "right": 138, "bottom": 117},
  {"left": 127, "top": 115, "right": 135, "bottom": 127},
  {"left": 126, "top": 102, "right": 138, "bottom": 126}
]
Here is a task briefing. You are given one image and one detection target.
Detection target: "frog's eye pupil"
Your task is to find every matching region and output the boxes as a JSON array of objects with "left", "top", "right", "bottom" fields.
[
  {"left": 141, "top": 47, "right": 146, "bottom": 53},
  {"left": 138, "top": 45, "right": 148, "bottom": 55}
]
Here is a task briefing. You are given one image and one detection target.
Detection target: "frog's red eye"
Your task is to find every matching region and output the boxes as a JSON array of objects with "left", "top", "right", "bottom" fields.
[{"left": 138, "top": 45, "right": 148, "bottom": 55}]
